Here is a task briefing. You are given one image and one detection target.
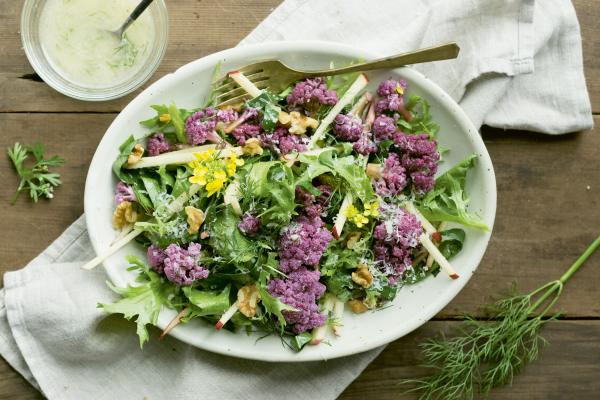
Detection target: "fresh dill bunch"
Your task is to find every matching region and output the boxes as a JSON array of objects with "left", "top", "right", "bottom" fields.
[
  {"left": 7, "top": 142, "right": 65, "bottom": 204},
  {"left": 401, "top": 234, "right": 600, "bottom": 400}
]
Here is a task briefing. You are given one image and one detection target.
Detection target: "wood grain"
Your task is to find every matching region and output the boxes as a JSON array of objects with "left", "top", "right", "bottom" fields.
[
  {"left": 0, "top": 0, "right": 598, "bottom": 399},
  {"left": 340, "top": 320, "right": 600, "bottom": 400}
]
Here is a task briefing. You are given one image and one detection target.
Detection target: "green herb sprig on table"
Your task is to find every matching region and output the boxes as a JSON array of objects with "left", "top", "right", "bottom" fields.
[
  {"left": 7, "top": 142, "right": 65, "bottom": 204},
  {"left": 401, "top": 234, "right": 600, "bottom": 400}
]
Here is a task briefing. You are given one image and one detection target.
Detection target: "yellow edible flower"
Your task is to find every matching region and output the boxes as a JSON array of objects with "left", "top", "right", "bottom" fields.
[
  {"left": 225, "top": 153, "right": 244, "bottom": 177},
  {"left": 345, "top": 204, "right": 368, "bottom": 228},
  {"left": 205, "top": 170, "right": 227, "bottom": 197},
  {"left": 363, "top": 199, "right": 380, "bottom": 217},
  {"left": 188, "top": 148, "right": 240, "bottom": 197},
  {"left": 159, "top": 113, "right": 171, "bottom": 123},
  {"left": 395, "top": 84, "right": 404, "bottom": 96}
]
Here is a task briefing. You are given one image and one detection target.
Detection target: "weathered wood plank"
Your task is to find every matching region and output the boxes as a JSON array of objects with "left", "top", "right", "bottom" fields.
[
  {"left": 0, "top": 0, "right": 597, "bottom": 112},
  {"left": 1, "top": 114, "right": 599, "bottom": 318},
  {"left": 340, "top": 320, "right": 600, "bottom": 400},
  {"left": 0, "top": 361, "right": 41, "bottom": 400}
]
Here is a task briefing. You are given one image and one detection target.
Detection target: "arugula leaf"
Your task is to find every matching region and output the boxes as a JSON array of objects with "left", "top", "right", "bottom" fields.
[
  {"left": 246, "top": 91, "right": 281, "bottom": 133},
  {"left": 7, "top": 142, "right": 65, "bottom": 204},
  {"left": 112, "top": 135, "right": 137, "bottom": 184},
  {"left": 182, "top": 286, "right": 230, "bottom": 316},
  {"left": 417, "top": 155, "right": 488, "bottom": 230},
  {"left": 430, "top": 229, "right": 466, "bottom": 276},
  {"left": 439, "top": 228, "right": 466, "bottom": 258},
  {"left": 98, "top": 256, "right": 178, "bottom": 348}
]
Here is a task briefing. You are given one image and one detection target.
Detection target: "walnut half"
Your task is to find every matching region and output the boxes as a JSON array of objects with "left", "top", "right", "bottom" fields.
[
  {"left": 241, "top": 137, "right": 264, "bottom": 156},
  {"left": 352, "top": 264, "right": 373, "bottom": 288},
  {"left": 185, "top": 206, "right": 205, "bottom": 234},
  {"left": 237, "top": 284, "right": 262, "bottom": 318},
  {"left": 126, "top": 144, "right": 144, "bottom": 166},
  {"left": 347, "top": 299, "right": 369, "bottom": 314},
  {"left": 278, "top": 111, "right": 319, "bottom": 135},
  {"left": 113, "top": 201, "right": 137, "bottom": 229}
]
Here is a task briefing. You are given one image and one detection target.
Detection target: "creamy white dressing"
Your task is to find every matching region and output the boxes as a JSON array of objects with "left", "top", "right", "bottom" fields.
[{"left": 39, "top": 0, "right": 155, "bottom": 88}]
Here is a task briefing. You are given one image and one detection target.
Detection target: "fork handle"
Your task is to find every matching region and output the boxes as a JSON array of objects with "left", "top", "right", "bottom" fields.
[{"left": 302, "top": 43, "right": 460, "bottom": 77}]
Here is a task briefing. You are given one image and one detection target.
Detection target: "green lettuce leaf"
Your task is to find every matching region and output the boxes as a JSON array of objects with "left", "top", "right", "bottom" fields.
[
  {"left": 244, "top": 161, "right": 296, "bottom": 227},
  {"left": 417, "top": 155, "right": 488, "bottom": 230},
  {"left": 290, "top": 332, "right": 313, "bottom": 352},
  {"left": 97, "top": 256, "right": 178, "bottom": 348},
  {"left": 246, "top": 91, "right": 281, "bottom": 133},
  {"left": 140, "top": 175, "right": 162, "bottom": 209},
  {"left": 208, "top": 206, "right": 255, "bottom": 265},
  {"left": 112, "top": 135, "right": 137, "bottom": 184},
  {"left": 182, "top": 286, "right": 230, "bottom": 317},
  {"left": 257, "top": 272, "right": 296, "bottom": 329},
  {"left": 139, "top": 104, "right": 194, "bottom": 144},
  {"left": 306, "top": 151, "right": 376, "bottom": 203}
]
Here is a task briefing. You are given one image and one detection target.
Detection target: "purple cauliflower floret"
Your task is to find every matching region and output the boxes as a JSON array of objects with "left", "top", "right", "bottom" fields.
[
  {"left": 353, "top": 132, "right": 377, "bottom": 155},
  {"left": 237, "top": 213, "right": 261, "bottom": 237},
  {"left": 373, "top": 205, "right": 423, "bottom": 283},
  {"left": 216, "top": 108, "right": 239, "bottom": 124},
  {"left": 147, "top": 244, "right": 166, "bottom": 273},
  {"left": 295, "top": 185, "right": 332, "bottom": 218},
  {"left": 373, "top": 153, "right": 407, "bottom": 197},
  {"left": 393, "top": 132, "right": 439, "bottom": 194},
  {"left": 375, "top": 94, "right": 406, "bottom": 115},
  {"left": 185, "top": 108, "right": 227, "bottom": 145},
  {"left": 147, "top": 133, "right": 171, "bottom": 156},
  {"left": 260, "top": 126, "right": 308, "bottom": 155},
  {"left": 377, "top": 79, "right": 407, "bottom": 97},
  {"left": 278, "top": 215, "right": 333, "bottom": 273},
  {"left": 372, "top": 115, "right": 397, "bottom": 141},
  {"left": 375, "top": 79, "right": 412, "bottom": 121},
  {"left": 115, "top": 181, "right": 136, "bottom": 205},
  {"left": 231, "top": 124, "right": 262, "bottom": 145},
  {"left": 286, "top": 78, "right": 338, "bottom": 109},
  {"left": 267, "top": 267, "right": 327, "bottom": 333},
  {"left": 147, "top": 243, "right": 208, "bottom": 285},
  {"left": 332, "top": 114, "right": 362, "bottom": 142}
]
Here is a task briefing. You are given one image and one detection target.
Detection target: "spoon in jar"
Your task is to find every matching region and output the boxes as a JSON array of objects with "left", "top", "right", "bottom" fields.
[
  {"left": 110, "top": 0, "right": 154, "bottom": 41},
  {"left": 108, "top": 0, "right": 154, "bottom": 66}
]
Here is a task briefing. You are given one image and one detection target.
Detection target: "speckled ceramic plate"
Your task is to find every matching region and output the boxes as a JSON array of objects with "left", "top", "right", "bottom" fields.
[{"left": 84, "top": 41, "right": 496, "bottom": 362}]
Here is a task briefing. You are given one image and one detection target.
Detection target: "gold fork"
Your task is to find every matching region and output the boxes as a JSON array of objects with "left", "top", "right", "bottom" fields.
[{"left": 213, "top": 43, "right": 459, "bottom": 107}]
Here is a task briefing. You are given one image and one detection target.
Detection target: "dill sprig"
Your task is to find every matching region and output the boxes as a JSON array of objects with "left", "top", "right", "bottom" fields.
[
  {"left": 7, "top": 142, "right": 65, "bottom": 204},
  {"left": 401, "top": 234, "right": 600, "bottom": 400}
]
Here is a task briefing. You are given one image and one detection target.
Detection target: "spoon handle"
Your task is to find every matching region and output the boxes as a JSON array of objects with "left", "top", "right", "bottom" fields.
[{"left": 118, "top": 0, "right": 154, "bottom": 37}]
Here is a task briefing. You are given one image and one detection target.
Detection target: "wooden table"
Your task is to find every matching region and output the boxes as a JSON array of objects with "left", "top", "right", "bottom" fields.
[{"left": 1, "top": 1, "right": 598, "bottom": 398}]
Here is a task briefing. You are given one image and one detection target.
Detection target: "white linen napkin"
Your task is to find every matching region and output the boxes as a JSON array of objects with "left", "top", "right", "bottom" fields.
[{"left": 0, "top": 0, "right": 592, "bottom": 399}]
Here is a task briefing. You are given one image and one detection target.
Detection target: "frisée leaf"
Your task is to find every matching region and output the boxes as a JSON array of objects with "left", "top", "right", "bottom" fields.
[{"left": 417, "top": 155, "right": 488, "bottom": 230}]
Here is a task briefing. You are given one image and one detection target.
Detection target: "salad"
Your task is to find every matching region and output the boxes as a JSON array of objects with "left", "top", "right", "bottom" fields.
[{"left": 98, "top": 65, "right": 488, "bottom": 351}]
